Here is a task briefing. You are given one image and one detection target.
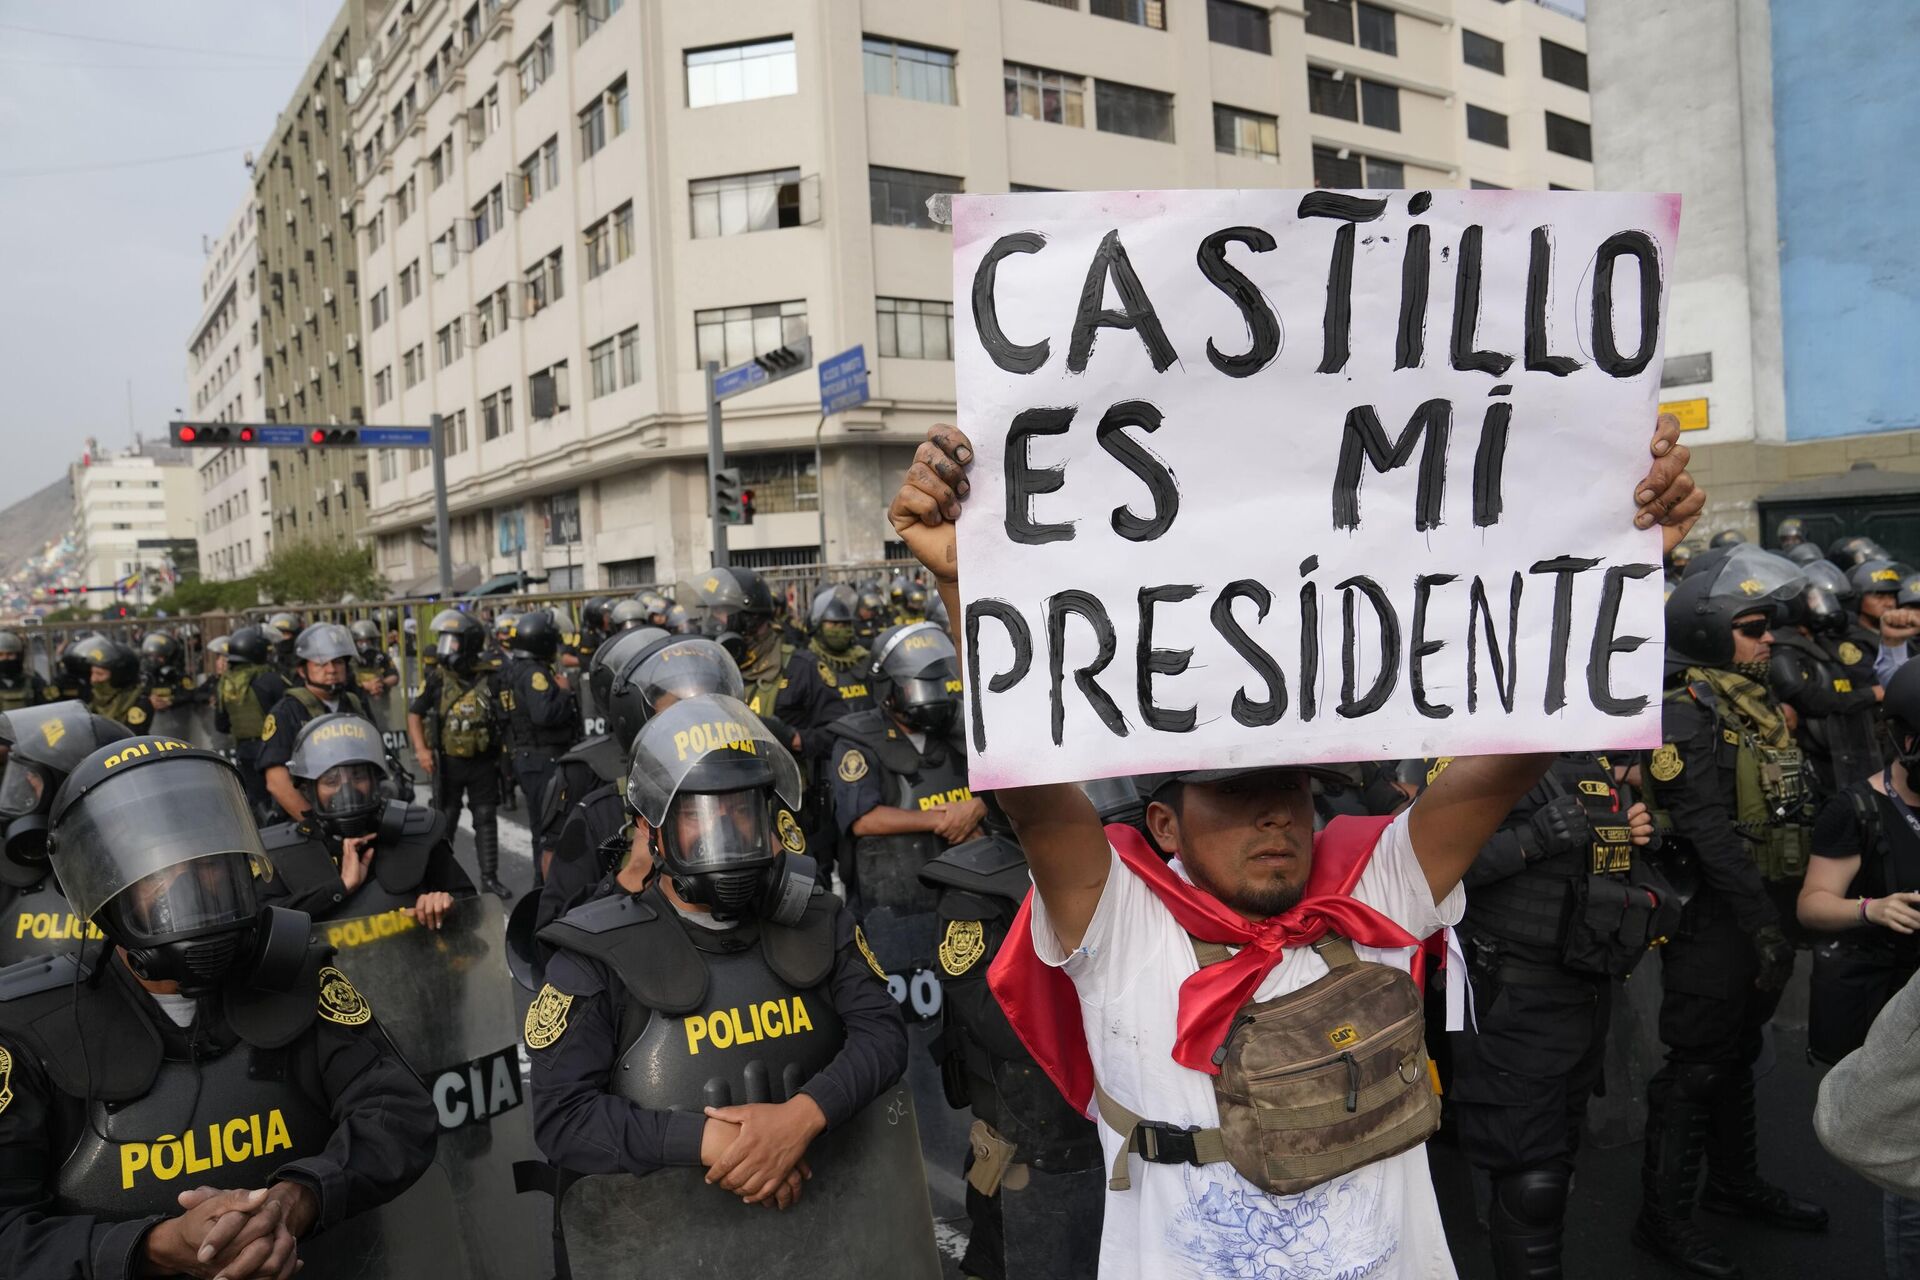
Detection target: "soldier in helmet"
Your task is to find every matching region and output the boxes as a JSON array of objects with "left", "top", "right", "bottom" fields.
[
  {"left": 678, "top": 567, "right": 846, "bottom": 759},
  {"left": 138, "top": 630, "right": 196, "bottom": 715},
  {"left": 607, "top": 598, "right": 652, "bottom": 633},
  {"left": 1776, "top": 517, "right": 1808, "bottom": 551},
  {"left": 1771, "top": 562, "right": 1884, "bottom": 793},
  {"left": 528, "top": 694, "right": 912, "bottom": 1270},
  {"left": 258, "top": 623, "right": 379, "bottom": 822},
  {"left": 564, "top": 596, "right": 613, "bottom": 672},
  {"left": 408, "top": 610, "right": 508, "bottom": 897},
  {"left": 1635, "top": 545, "right": 1827, "bottom": 1274},
  {"left": 0, "top": 738, "right": 439, "bottom": 1278},
  {"left": 1829, "top": 535, "right": 1892, "bottom": 570},
  {"left": 214, "top": 624, "right": 289, "bottom": 816},
  {"left": 1848, "top": 559, "right": 1920, "bottom": 684},
  {"left": 350, "top": 618, "right": 400, "bottom": 696},
  {"left": 853, "top": 585, "right": 889, "bottom": 648},
  {"left": 0, "top": 703, "right": 132, "bottom": 966},
  {"left": 1707, "top": 529, "right": 1747, "bottom": 549},
  {"left": 258, "top": 712, "right": 472, "bottom": 926},
  {"left": 264, "top": 610, "right": 302, "bottom": 678},
  {"left": 80, "top": 638, "right": 154, "bottom": 731},
  {"left": 0, "top": 631, "right": 47, "bottom": 713},
  {"left": 496, "top": 608, "right": 579, "bottom": 876},
  {"left": 48, "top": 633, "right": 103, "bottom": 705}
]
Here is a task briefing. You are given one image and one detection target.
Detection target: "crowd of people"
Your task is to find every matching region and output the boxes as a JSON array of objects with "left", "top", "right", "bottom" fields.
[{"left": 0, "top": 417, "right": 1914, "bottom": 1279}]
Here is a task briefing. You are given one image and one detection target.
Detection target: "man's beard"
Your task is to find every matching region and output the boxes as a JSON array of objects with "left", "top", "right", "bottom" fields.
[{"left": 1184, "top": 856, "right": 1307, "bottom": 920}]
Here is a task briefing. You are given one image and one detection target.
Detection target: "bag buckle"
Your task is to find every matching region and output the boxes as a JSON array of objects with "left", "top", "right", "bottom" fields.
[{"left": 1136, "top": 1121, "right": 1202, "bottom": 1166}]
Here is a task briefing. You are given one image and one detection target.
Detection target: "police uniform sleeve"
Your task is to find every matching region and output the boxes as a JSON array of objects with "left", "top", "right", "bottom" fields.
[
  {"left": 795, "top": 902, "right": 909, "bottom": 1132},
  {"left": 423, "top": 836, "right": 477, "bottom": 897},
  {"left": 273, "top": 991, "right": 438, "bottom": 1232},
  {"left": 519, "top": 667, "right": 579, "bottom": 731},
  {"left": 407, "top": 673, "right": 440, "bottom": 719},
  {"left": 254, "top": 696, "right": 301, "bottom": 771},
  {"left": 0, "top": 1032, "right": 163, "bottom": 1280},
  {"left": 828, "top": 742, "right": 885, "bottom": 836},
  {"left": 1768, "top": 648, "right": 1824, "bottom": 715},
  {"left": 254, "top": 671, "right": 289, "bottom": 710},
  {"left": 1658, "top": 696, "right": 1778, "bottom": 932},
  {"left": 776, "top": 656, "right": 850, "bottom": 761},
  {"left": 527, "top": 950, "right": 708, "bottom": 1174}
]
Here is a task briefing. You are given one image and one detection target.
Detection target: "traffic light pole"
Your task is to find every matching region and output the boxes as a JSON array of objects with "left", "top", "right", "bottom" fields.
[
  {"left": 430, "top": 412, "right": 453, "bottom": 598},
  {"left": 705, "top": 360, "right": 729, "bottom": 569}
]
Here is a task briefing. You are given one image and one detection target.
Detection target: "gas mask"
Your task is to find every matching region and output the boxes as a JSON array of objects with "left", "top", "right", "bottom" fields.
[
  {"left": 889, "top": 676, "right": 959, "bottom": 736},
  {"left": 815, "top": 622, "right": 854, "bottom": 655},
  {"left": 0, "top": 757, "right": 52, "bottom": 873},
  {"left": 104, "top": 853, "right": 308, "bottom": 995},
  {"left": 654, "top": 790, "right": 815, "bottom": 925},
  {"left": 305, "top": 763, "right": 387, "bottom": 839}
]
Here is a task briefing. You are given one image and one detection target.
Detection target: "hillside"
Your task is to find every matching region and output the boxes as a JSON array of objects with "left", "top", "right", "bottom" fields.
[{"left": 0, "top": 475, "right": 72, "bottom": 579}]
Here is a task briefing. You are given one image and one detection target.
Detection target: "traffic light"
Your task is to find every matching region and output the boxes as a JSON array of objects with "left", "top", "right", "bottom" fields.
[
  {"left": 752, "top": 343, "right": 808, "bottom": 376},
  {"left": 168, "top": 422, "right": 377, "bottom": 448},
  {"left": 740, "top": 488, "right": 756, "bottom": 525},
  {"left": 307, "top": 428, "right": 361, "bottom": 445},
  {"left": 171, "top": 423, "right": 259, "bottom": 447},
  {"left": 715, "top": 468, "right": 744, "bottom": 525}
]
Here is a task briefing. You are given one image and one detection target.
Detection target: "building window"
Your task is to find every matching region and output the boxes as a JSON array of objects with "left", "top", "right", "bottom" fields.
[
  {"left": 1360, "top": 79, "right": 1400, "bottom": 130},
  {"left": 372, "top": 366, "right": 393, "bottom": 406},
  {"left": 1312, "top": 144, "right": 1402, "bottom": 189},
  {"left": 517, "top": 25, "right": 554, "bottom": 100},
  {"left": 612, "top": 201, "right": 634, "bottom": 262},
  {"left": 473, "top": 185, "right": 504, "bottom": 245},
  {"left": 469, "top": 85, "right": 500, "bottom": 149},
  {"left": 1545, "top": 111, "right": 1592, "bottom": 160},
  {"left": 863, "top": 37, "right": 957, "bottom": 104},
  {"left": 519, "top": 136, "right": 559, "bottom": 205},
  {"left": 1207, "top": 0, "right": 1270, "bottom": 53},
  {"left": 1213, "top": 103, "right": 1279, "bottom": 161},
  {"left": 447, "top": 408, "right": 470, "bottom": 454},
  {"left": 402, "top": 345, "right": 425, "bottom": 388},
  {"left": 1028, "top": 0, "right": 1079, "bottom": 8},
  {"left": 617, "top": 325, "right": 640, "bottom": 386},
  {"left": 584, "top": 216, "right": 611, "bottom": 279},
  {"left": 690, "top": 168, "right": 803, "bottom": 238},
  {"left": 429, "top": 133, "right": 455, "bottom": 189},
  {"left": 482, "top": 386, "right": 514, "bottom": 439},
  {"left": 876, "top": 298, "right": 954, "bottom": 360},
  {"left": 694, "top": 300, "right": 807, "bottom": 369},
  {"left": 1004, "top": 62, "right": 1084, "bottom": 126},
  {"left": 1541, "top": 39, "right": 1589, "bottom": 91},
  {"left": 369, "top": 288, "right": 390, "bottom": 329},
  {"left": 1466, "top": 104, "right": 1509, "bottom": 148},
  {"left": 395, "top": 176, "right": 416, "bottom": 224},
  {"left": 1090, "top": 0, "right": 1166, "bottom": 30},
  {"left": 525, "top": 249, "right": 564, "bottom": 314},
  {"left": 1308, "top": 66, "right": 1398, "bottom": 129},
  {"left": 365, "top": 209, "right": 385, "bottom": 253},
  {"left": 1357, "top": 2, "right": 1396, "bottom": 54},
  {"left": 1463, "top": 29, "right": 1504, "bottom": 74},
  {"left": 579, "top": 78, "right": 628, "bottom": 160},
  {"left": 546, "top": 490, "right": 582, "bottom": 545},
  {"left": 1306, "top": 0, "right": 1394, "bottom": 53},
  {"left": 589, "top": 337, "right": 617, "bottom": 397},
  {"left": 1470, "top": 179, "right": 1508, "bottom": 190},
  {"left": 869, "top": 166, "right": 957, "bottom": 229},
  {"left": 398, "top": 260, "right": 421, "bottom": 305},
  {"left": 475, "top": 285, "right": 511, "bottom": 345},
  {"left": 686, "top": 37, "right": 797, "bottom": 108},
  {"left": 577, "top": 0, "right": 624, "bottom": 43},
  {"left": 604, "top": 557, "right": 655, "bottom": 589},
  {"left": 436, "top": 318, "right": 464, "bottom": 368},
  {"left": 1095, "top": 80, "right": 1174, "bottom": 142}
]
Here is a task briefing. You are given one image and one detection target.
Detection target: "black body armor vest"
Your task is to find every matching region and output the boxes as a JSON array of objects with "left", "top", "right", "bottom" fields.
[
  {"left": 503, "top": 658, "right": 574, "bottom": 750},
  {"left": 0, "top": 879, "right": 103, "bottom": 966},
  {"left": 830, "top": 711, "right": 971, "bottom": 919},
  {"left": 261, "top": 810, "right": 439, "bottom": 920}
]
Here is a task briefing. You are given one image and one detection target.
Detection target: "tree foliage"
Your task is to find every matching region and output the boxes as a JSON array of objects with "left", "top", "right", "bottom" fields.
[{"left": 254, "top": 540, "right": 388, "bottom": 605}]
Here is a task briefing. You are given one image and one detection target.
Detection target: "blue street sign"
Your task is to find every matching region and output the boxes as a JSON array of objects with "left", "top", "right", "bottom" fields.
[
  {"left": 359, "top": 426, "right": 437, "bottom": 447},
  {"left": 819, "top": 345, "right": 870, "bottom": 416},
  {"left": 713, "top": 336, "right": 814, "bottom": 402},
  {"left": 714, "top": 361, "right": 767, "bottom": 400},
  {"left": 254, "top": 426, "right": 308, "bottom": 446}
]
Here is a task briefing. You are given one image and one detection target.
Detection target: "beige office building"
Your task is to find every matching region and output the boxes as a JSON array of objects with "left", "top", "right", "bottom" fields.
[
  {"left": 351, "top": 0, "right": 1591, "bottom": 589},
  {"left": 187, "top": 192, "right": 274, "bottom": 582}
]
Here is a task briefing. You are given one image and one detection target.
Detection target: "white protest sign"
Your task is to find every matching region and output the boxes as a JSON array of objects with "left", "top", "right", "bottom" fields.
[{"left": 950, "top": 188, "right": 1682, "bottom": 791}]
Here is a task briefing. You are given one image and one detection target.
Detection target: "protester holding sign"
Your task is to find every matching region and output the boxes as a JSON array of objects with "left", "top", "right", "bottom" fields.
[{"left": 885, "top": 404, "right": 1699, "bottom": 1279}]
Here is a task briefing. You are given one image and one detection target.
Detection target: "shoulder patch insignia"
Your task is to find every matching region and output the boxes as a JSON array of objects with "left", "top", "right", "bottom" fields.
[
  {"left": 317, "top": 965, "right": 372, "bottom": 1026},
  {"left": 1649, "top": 744, "right": 1684, "bottom": 782},
  {"left": 837, "top": 749, "right": 869, "bottom": 784},
  {"left": 126, "top": 705, "right": 147, "bottom": 726},
  {"left": 260, "top": 712, "right": 277, "bottom": 741},
  {"left": 938, "top": 920, "right": 986, "bottom": 977},
  {"left": 1838, "top": 640, "right": 1864, "bottom": 666},
  {"left": 817, "top": 662, "right": 836, "bottom": 688},
  {"left": 776, "top": 809, "right": 807, "bottom": 854},
  {"left": 0, "top": 1044, "right": 11, "bottom": 1116},
  {"left": 854, "top": 925, "right": 888, "bottom": 982},
  {"left": 531, "top": 671, "right": 550, "bottom": 692},
  {"left": 1425, "top": 757, "right": 1453, "bottom": 785},
  {"left": 525, "top": 984, "right": 573, "bottom": 1050}
]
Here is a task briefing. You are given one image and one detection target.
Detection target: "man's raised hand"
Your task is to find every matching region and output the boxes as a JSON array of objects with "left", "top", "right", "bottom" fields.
[
  {"left": 888, "top": 426, "right": 973, "bottom": 585},
  {"left": 1635, "top": 412, "right": 1705, "bottom": 554}
]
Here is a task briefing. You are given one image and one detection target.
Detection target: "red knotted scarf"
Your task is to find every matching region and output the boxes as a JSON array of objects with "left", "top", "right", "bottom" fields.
[{"left": 988, "top": 815, "right": 1420, "bottom": 1114}]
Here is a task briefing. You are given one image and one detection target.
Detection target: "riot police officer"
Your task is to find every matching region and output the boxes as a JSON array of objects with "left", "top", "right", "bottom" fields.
[
  {"left": 853, "top": 585, "right": 889, "bottom": 648},
  {"left": 563, "top": 596, "right": 612, "bottom": 670},
  {"left": 350, "top": 618, "right": 400, "bottom": 695},
  {"left": 80, "top": 637, "right": 153, "bottom": 730},
  {"left": 1708, "top": 529, "right": 1747, "bottom": 549},
  {"left": 408, "top": 610, "right": 507, "bottom": 898},
  {"left": 0, "top": 631, "right": 47, "bottom": 712},
  {"left": 896, "top": 581, "right": 930, "bottom": 626},
  {"left": 1636, "top": 546, "right": 1827, "bottom": 1275},
  {"left": 807, "top": 585, "right": 874, "bottom": 716},
  {"left": 138, "top": 630, "right": 197, "bottom": 716},
  {"left": 0, "top": 739, "right": 440, "bottom": 1279},
  {"left": 1776, "top": 517, "right": 1808, "bottom": 551},
  {"left": 528, "top": 693, "right": 919, "bottom": 1277},
  {"left": 497, "top": 608, "right": 579, "bottom": 871},
  {"left": 1784, "top": 540, "right": 1827, "bottom": 569},
  {"left": 825, "top": 623, "right": 980, "bottom": 1015},
  {"left": 48, "top": 633, "right": 102, "bottom": 704},
  {"left": 1829, "top": 535, "right": 1891, "bottom": 570},
  {"left": 920, "top": 804, "right": 1104, "bottom": 1280},
  {"left": 1442, "top": 754, "right": 1673, "bottom": 1279},
  {"left": 0, "top": 703, "right": 130, "bottom": 966},
  {"left": 607, "top": 598, "right": 652, "bottom": 633},
  {"left": 265, "top": 609, "right": 302, "bottom": 677},
  {"left": 259, "top": 623, "right": 378, "bottom": 822},
  {"left": 214, "top": 624, "right": 288, "bottom": 816},
  {"left": 1771, "top": 562, "right": 1883, "bottom": 793},
  {"left": 259, "top": 712, "right": 473, "bottom": 925},
  {"left": 678, "top": 567, "right": 845, "bottom": 757},
  {"left": 1849, "top": 559, "right": 1920, "bottom": 685}
]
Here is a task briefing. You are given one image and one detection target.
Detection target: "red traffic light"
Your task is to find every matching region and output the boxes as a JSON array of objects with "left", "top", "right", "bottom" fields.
[
  {"left": 310, "top": 429, "right": 326, "bottom": 444},
  {"left": 177, "top": 425, "right": 197, "bottom": 443},
  {"left": 239, "top": 427, "right": 254, "bottom": 442}
]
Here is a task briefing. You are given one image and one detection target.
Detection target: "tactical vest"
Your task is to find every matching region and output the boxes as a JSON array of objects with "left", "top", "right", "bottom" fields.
[
  {"left": 0, "top": 879, "right": 104, "bottom": 966},
  {"left": 1805, "top": 634, "right": 1883, "bottom": 791},
  {"left": 0, "top": 676, "right": 39, "bottom": 712},
  {"left": 0, "top": 950, "right": 335, "bottom": 1220},
  {"left": 91, "top": 683, "right": 145, "bottom": 728},
  {"left": 1660, "top": 675, "right": 1812, "bottom": 882},
  {"left": 538, "top": 887, "right": 843, "bottom": 1111},
  {"left": 502, "top": 658, "right": 574, "bottom": 751},
  {"left": 438, "top": 671, "right": 494, "bottom": 758},
  {"left": 809, "top": 642, "right": 874, "bottom": 712},
  {"left": 219, "top": 664, "right": 271, "bottom": 741},
  {"left": 742, "top": 644, "right": 796, "bottom": 721},
  {"left": 261, "top": 814, "right": 438, "bottom": 921},
  {"left": 287, "top": 685, "right": 374, "bottom": 723},
  {"left": 921, "top": 834, "right": 1102, "bottom": 1173},
  {"left": 832, "top": 711, "right": 971, "bottom": 921}
]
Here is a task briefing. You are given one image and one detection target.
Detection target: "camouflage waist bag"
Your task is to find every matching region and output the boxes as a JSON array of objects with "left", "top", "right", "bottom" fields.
[{"left": 1095, "top": 934, "right": 1439, "bottom": 1195}]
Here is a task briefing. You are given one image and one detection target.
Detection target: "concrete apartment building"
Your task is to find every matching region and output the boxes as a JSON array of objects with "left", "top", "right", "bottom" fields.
[
  {"left": 187, "top": 193, "right": 274, "bottom": 582},
  {"left": 70, "top": 442, "right": 200, "bottom": 609},
  {"left": 350, "top": 0, "right": 1592, "bottom": 590},
  {"left": 254, "top": 0, "right": 377, "bottom": 555},
  {"left": 1590, "top": 0, "right": 1920, "bottom": 553}
]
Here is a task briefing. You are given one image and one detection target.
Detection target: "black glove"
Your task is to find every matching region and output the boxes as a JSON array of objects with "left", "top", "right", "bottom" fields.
[
  {"left": 1752, "top": 923, "right": 1796, "bottom": 993},
  {"left": 1520, "top": 795, "right": 1591, "bottom": 862}
]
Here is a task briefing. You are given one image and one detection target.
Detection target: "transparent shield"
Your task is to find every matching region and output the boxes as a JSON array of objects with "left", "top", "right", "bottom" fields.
[
  {"left": 115, "top": 851, "right": 256, "bottom": 939},
  {"left": 621, "top": 639, "right": 745, "bottom": 712}
]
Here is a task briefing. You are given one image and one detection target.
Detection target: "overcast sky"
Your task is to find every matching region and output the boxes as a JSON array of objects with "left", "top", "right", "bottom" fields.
[{"left": 0, "top": 2, "right": 318, "bottom": 510}]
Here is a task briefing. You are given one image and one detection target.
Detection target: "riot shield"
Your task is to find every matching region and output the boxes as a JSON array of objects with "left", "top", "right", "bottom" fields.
[
  {"left": 577, "top": 676, "right": 605, "bottom": 738},
  {"left": 324, "top": 894, "right": 545, "bottom": 1280},
  {"left": 159, "top": 697, "right": 229, "bottom": 761},
  {"left": 298, "top": 1164, "right": 474, "bottom": 1280},
  {"left": 366, "top": 687, "right": 420, "bottom": 803},
  {"left": 557, "top": 1084, "right": 941, "bottom": 1280},
  {"left": 505, "top": 891, "right": 542, "bottom": 994}
]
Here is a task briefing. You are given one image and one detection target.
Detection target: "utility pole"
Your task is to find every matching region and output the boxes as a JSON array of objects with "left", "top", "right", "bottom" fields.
[{"left": 705, "top": 360, "right": 729, "bottom": 569}]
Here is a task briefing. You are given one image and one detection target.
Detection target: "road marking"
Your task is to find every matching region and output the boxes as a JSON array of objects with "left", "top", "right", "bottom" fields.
[{"left": 932, "top": 1219, "right": 970, "bottom": 1263}]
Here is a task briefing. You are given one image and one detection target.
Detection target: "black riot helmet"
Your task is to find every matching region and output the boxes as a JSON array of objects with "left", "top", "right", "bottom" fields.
[
  {"left": 429, "top": 609, "right": 486, "bottom": 671},
  {"left": 587, "top": 626, "right": 671, "bottom": 715},
  {"left": 286, "top": 713, "right": 391, "bottom": 839},
  {"left": 0, "top": 702, "right": 133, "bottom": 879},
  {"left": 1081, "top": 776, "right": 1147, "bottom": 835},
  {"left": 868, "top": 622, "right": 963, "bottom": 735},
  {"left": 1666, "top": 544, "right": 1695, "bottom": 573},
  {"left": 266, "top": 612, "right": 300, "bottom": 659},
  {"left": 637, "top": 590, "right": 673, "bottom": 628},
  {"left": 1900, "top": 573, "right": 1920, "bottom": 612},
  {"left": 606, "top": 636, "right": 746, "bottom": 751},
  {"left": 1885, "top": 661, "right": 1920, "bottom": 774},
  {"left": 84, "top": 639, "right": 141, "bottom": 689},
  {"left": 349, "top": 618, "right": 384, "bottom": 661},
  {"left": 1664, "top": 545, "right": 1806, "bottom": 669},
  {"left": 1829, "top": 536, "right": 1891, "bottom": 569},
  {"left": 207, "top": 635, "right": 232, "bottom": 660},
  {"left": 1784, "top": 541, "right": 1827, "bottom": 568},
  {"left": 227, "top": 625, "right": 272, "bottom": 665},
  {"left": 48, "top": 740, "right": 305, "bottom": 995},
  {"left": 1800, "top": 561, "right": 1855, "bottom": 636},
  {"left": 512, "top": 608, "right": 563, "bottom": 660},
  {"left": 664, "top": 604, "right": 697, "bottom": 635},
  {"left": 624, "top": 694, "right": 809, "bottom": 923},
  {"left": 678, "top": 567, "right": 777, "bottom": 640},
  {"left": 1708, "top": 529, "right": 1748, "bottom": 549},
  {"left": 901, "top": 583, "right": 929, "bottom": 618},
  {"left": 58, "top": 633, "right": 106, "bottom": 688},
  {"left": 853, "top": 587, "right": 888, "bottom": 643},
  {"left": 293, "top": 622, "right": 357, "bottom": 696},
  {"left": 0, "top": 630, "right": 24, "bottom": 680},
  {"left": 608, "top": 599, "right": 652, "bottom": 632},
  {"left": 1849, "top": 559, "right": 1908, "bottom": 600},
  {"left": 1776, "top": 518, "right": 1807, "bottom": 549},
  {"left": 809, "top": 583, "right": 858, "bottom": 628},
  {"left": 580, "top": 596, "right": 612, "bottom": 635},
  {"left": 140, "top": 631, "right": 182, "bottom": 675},
  {"left": 889, "top": 574, "right": 912, "bottom": 607}
]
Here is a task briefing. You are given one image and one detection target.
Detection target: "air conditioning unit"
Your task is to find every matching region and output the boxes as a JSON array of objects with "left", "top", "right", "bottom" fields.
[
  {"left": 315, "top": 160, "right": 328, "bottom": 179},
  {"left": 319, "top": 223, "right": 333, "bottom": 241},
  {"left": 332, "top": 479, "right": 345, "bottom": 496},
  {"left": 309, "top": 366, "right": 320, "bottom": 383},
  {"left": 284, "top": 209, "right": 295, "bottom": 225},
  {"left": 322, "top": 287, "right": 335, "bottom": 306},
  {"left": 326, "top": 351, "right": 339, "bottom": 368},
  {"left": 345, "top": 333, "right": 359, "bottom": 351},
  {"left": 466, "top": 104, "right": 485, "bottom": 138},
  {"left": 339, "top": 196, "right": 352, "bottom": 217},
  {"left": 278, "top": 394, "right": 289, "bottom": 408},
  {"left": 431, "top": 240, "right": 453, "bottom": 276},
  {"left": 299, "top": 187, "right": 310, "bottom": 204},
  {"left": 506, "top": 174, "right": 526, "bottom": 212}
]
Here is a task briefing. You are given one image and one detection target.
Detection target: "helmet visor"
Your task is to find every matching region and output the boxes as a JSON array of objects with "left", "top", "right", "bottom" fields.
[
  {"left": 659, "top": 789, "right": 776, "bottom": 875},
  {"left": 1702, "top": 545, "right": 1807, "bottom": 616},
  {"left": 435, "top": 632, "right": 467, "bottom": 661},
  {"left": 625, "top": 694, "right": 801, "bottom": 826},
  {"left": 115, "top": 852, "right": 257, "bottom": 941},
  {"left": 312, "top": 763, "right": 384, "bottom": 819},
  {"left": 51, "top": 756, "right": 268, "bottom": 923},
  {"left": 623, "top": 639, "right": 746, "bottom": 713},
  {"left": 0, "top": 758, "right": 50, "bottom": 821}
]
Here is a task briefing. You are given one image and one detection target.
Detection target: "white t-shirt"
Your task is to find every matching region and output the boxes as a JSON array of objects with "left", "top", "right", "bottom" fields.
[{"left": 1031, "top": 811, "right": 1463, "bottom": 1280}]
